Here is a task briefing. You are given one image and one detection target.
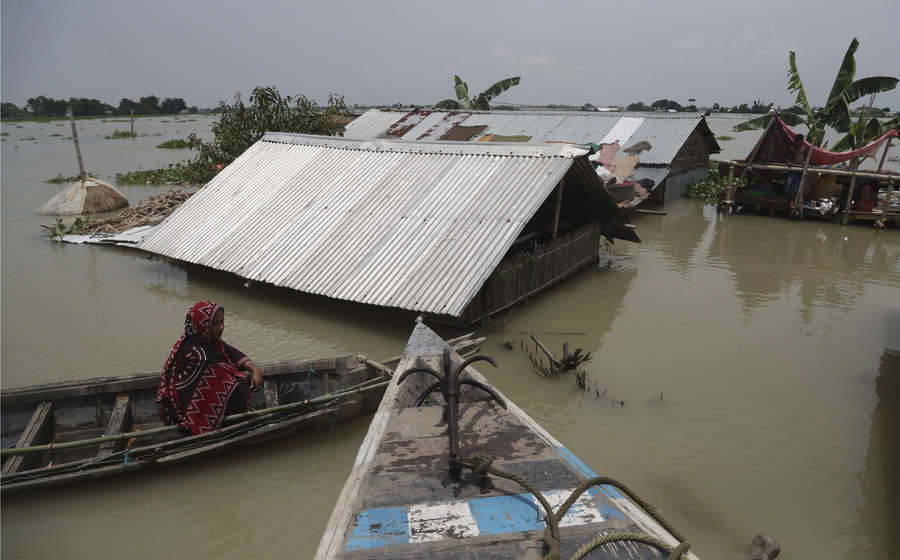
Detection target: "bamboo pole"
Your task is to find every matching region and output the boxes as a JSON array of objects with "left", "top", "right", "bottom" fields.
[
  {"left": 0, "top": 379, "right": 390, "bottom": 457},
  {"left": 842, "top": 160, "right": 860, "bottom": 225},
  {"left": 359, "top": 356, "right": 394, "bottom": 377},
  {"left": 551, "top": 178, "right": 565, "bottom": 239},
  {"left": 792, "top": 145, "right": 814, "bottom": 217},
  {"left": 712, "top": 161, "right": 894, "bottom": 182},
  {"left": 876, "top": 138, "right": 893, "bottom": 172},
  {"left": 67, "top": 105, "right": 86, "bottom": 181},
  {"left": 130, "top": 109, "right": 134, "bottom": 136}
]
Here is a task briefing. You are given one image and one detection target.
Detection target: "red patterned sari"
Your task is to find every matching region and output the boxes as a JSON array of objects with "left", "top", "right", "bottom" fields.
[{"left": 156, "top": 301, "right": 251, "bottom": 434}]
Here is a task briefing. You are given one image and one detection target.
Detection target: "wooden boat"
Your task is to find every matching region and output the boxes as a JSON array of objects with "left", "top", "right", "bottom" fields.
[
  {"left": 0, "top": 333, "right": 482, "bottom": 494},
  {"left": 316, "top": 320, "right": 697, "bottom": 559}
]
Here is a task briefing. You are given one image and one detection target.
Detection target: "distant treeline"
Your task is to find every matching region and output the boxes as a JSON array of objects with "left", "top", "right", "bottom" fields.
[
  {"left": 623, "top": 99, "right": 779, "bottom": 113},
  {"left": 1, "top": 96, "right": 200, "bottom": 119}
]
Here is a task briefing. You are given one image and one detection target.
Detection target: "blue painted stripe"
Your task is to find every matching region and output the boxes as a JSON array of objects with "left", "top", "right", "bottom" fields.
[
  {"left": 345, "top": 506, "right": 410, "bottom": 551},
  {"left": 555, "top": 445, "right": 627, "bottom": 508},
  {"left": 468, "top": 492, "right": 546, "bottom": 535},
  {"left": 344, "top": 448, "right": 637, "bottom": 552}
]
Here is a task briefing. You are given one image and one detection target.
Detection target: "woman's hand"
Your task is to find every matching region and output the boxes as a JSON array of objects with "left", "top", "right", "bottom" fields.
[{"left": 244, "top": 360, "right": 263, "bottom": 390}]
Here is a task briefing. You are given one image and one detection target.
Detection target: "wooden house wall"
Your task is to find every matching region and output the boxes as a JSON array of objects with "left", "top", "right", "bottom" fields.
[
  {"left": 669, "top": 125, "right": 715, "bottom": 175},
  {"left": 461, "top": 221, "right": 603, "bottom": 323}
]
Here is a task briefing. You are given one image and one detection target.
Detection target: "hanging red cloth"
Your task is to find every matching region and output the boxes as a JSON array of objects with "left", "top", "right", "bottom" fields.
[{"left": 773, "top": 118, "right": 897, "bottom": 166}]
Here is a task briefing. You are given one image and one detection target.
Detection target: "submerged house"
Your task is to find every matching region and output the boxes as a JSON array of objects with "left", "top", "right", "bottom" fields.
[
  {"left": 345, "top": 109, "right": 721, "bottom": 208},
  {"left": 723, "top": 116, "right": 899, "bottom": 224},
  {"left": 137, "top": 133, "right": 638, "bottom": 323}
]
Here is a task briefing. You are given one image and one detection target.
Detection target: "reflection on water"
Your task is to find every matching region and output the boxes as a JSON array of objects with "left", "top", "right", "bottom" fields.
[
  {"left": 2, "top": 117, "right": 900, "bottom": 559},
  {"left": 849, "top": 345, "right": 900, "bottom": 557},
  {"left": 707, "top": 213, "right": 899, "bottom": 321}
]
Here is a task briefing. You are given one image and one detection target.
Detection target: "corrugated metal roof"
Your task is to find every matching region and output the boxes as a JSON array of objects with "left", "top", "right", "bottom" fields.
[
  {"left": 345, "top": 109, "right": 720, "bottom": 165},
  {"left": 138, "top": 133, "right": 607, "bottom": 317}
]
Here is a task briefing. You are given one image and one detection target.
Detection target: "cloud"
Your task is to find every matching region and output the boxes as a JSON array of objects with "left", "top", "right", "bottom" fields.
[
  {"left": 522, "top": 53, "right": 553, "bottom": 68},
  {"left": 674, "top": 36, "right": 703, "bottom": 51}
]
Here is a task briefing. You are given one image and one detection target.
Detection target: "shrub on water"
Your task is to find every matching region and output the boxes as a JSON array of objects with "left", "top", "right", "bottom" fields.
[
  {"left": 156, "top": 138, "right": 190, "bottom": 149},
  {"left": 105, "top": 129, "right": 136, "bottom": 139},
  {"left": 687, "top": 162, "right": 745, "bottom": 204}
]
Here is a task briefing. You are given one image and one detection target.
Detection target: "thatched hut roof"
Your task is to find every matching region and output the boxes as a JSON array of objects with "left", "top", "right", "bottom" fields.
[{"left": 37, "top": 178, "right": 129, "bottom": 216}]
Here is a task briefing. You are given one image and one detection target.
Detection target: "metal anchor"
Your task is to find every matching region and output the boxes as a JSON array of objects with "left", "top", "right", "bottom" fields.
[{"left": 398, "top": 347, "right": 506, "bottom": 479}]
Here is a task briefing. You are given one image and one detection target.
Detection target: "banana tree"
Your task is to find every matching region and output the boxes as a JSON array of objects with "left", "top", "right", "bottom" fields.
[
  {"left": 435, "top": 75, "right": 521, "bottom": 111},
  {"left": 831, "top": 111, "right": 900, "bottom": 152},
  {"left": 734, "top": 38, "right": 897, "bottom": 148}
]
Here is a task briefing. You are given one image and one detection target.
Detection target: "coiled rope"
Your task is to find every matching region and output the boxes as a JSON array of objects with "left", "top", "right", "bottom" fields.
[{"left": 463, "top": 453, "right": 691, "bottom": 560}]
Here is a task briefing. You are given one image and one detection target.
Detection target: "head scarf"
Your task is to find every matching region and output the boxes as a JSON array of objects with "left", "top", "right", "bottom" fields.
[{"left": 184, "top": 300, "right": 221, "bottom": 340}]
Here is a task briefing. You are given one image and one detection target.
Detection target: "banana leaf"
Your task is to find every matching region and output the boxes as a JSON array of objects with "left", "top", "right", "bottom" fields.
[
  {"left": 828, "top": 97, "right": 853, "bottom": 133},
  {"left": 839, "top": 76, "right": 899, "bottom": 105},
  {"left": 471, "top": 94, "right": 491, "bottom": 111},
  {"left": 479, "top": 76, "right": 521, "bottom": 103},
  {"left": 825, "top": 38, "right": 859, "bottom": 109},
  {"left": 733, "top": 113, "right": 775, "bottom": 132},
  {"left": 787, "top": 51, "right": 811, "bottom": 114},
  {"left": 453, "top": 76, "right": 471, "bottom": 107},
  {"left": 435, "top": 99, "right": 463, "bottom": 110}
]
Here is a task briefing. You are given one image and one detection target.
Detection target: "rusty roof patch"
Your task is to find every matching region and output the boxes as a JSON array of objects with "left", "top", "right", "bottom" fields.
[{"left": 438, "top": 124, "right": 487, "bottom": 141}]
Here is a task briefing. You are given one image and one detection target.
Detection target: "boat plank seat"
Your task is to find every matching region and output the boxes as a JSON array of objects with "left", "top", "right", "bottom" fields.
[
  {"left": 2, "top": 401, "right": 54, "bottom": 474},
  {"left": 96, "top": 395, "right": 133, "bottom": 458}
]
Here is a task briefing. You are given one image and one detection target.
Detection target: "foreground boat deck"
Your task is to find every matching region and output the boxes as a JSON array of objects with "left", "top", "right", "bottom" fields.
[{"left": 317, "top": 322, "right": 694, "bottom": 559}]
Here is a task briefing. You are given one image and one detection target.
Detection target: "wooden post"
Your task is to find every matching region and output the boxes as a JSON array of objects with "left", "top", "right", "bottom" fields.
[
  {"left": 882, "top": 176, "right": 894, "bottom": 221},
  {"left": 876, "top": 138, "right": 893, "bottom": 172},
  {"left": 792, "top": 145, "right": 813, "bottom": 218},
  {"left": 130, "top": 109, "right": 134, "bottom": 136},
  {"left": 551, "top": 178, "right": 564, "bottom": 239},
  {"left": 723, "top": 163, "right": 735, "bottom": 211},
  {"left": 68, "top": 104, "right": 86, "bottom": 181},
  {"left": 842, "top": 160, "right": 860, "bottom": 225}
]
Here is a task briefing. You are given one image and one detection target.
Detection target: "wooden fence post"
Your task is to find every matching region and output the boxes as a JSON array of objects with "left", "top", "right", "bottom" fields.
[
  {"left": 723, "top": 163, "right": 735, "bottom": 211},
  {"left": 552, "top": 178, "right": 564, "bottom": 239}
]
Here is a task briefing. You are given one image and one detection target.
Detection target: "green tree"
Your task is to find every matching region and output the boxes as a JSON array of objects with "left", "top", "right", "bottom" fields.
[
  {"left": 117, "top": 98, "right": 138, "bottom": 115},
  {"left": 160, "top": 97, "right": 187, "bottom": 114},
  {"left": 26, "top": 96, "right": 67, "bottom": 117},
  {"left": 1, "top": 102, "right": 26, "bottom": 118},
  {"left": 70, "top": 97, "right": 114, "bottom": 116},
  {"left": 650, "top": 99, "right": 683, "bottom": 112},
  {"left": 185, "top": 86, "right": 349, "bottom": 182},
  {"left": 734, "top": 38, "right": 897, "bottom": 148},
  {"left": 138, "top": 95, "right": 160, "bottom": 114},
  {"left": 435, "top": 75, "right": 520, "bottom": 110},
  {"left": 627, "top": 101, "right": 649, "bottom": 111}
]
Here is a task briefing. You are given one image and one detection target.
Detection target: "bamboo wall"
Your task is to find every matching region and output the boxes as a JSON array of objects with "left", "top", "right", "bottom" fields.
[{"left": 461, "top": 221, "right": 603, "bottom": 323}]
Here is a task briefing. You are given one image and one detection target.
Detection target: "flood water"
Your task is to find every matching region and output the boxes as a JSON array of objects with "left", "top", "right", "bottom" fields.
[{"left": 2, "top": 116, "right": 898, "bottom": 559}]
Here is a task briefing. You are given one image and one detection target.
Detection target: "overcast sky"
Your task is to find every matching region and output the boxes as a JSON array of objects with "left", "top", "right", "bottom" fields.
[{"left": 3, "top": 0, "right": 899, "bottom": 110}]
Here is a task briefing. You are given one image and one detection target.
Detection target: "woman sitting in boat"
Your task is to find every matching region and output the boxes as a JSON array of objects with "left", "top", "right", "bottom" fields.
[{"left": 157, "top": 301, "right": 263, "bottom": 434}]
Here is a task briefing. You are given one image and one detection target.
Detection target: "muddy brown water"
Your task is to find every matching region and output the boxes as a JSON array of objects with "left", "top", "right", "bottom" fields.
[{"left": 2, "top": 116, "right": 898, "bottom": 559}]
